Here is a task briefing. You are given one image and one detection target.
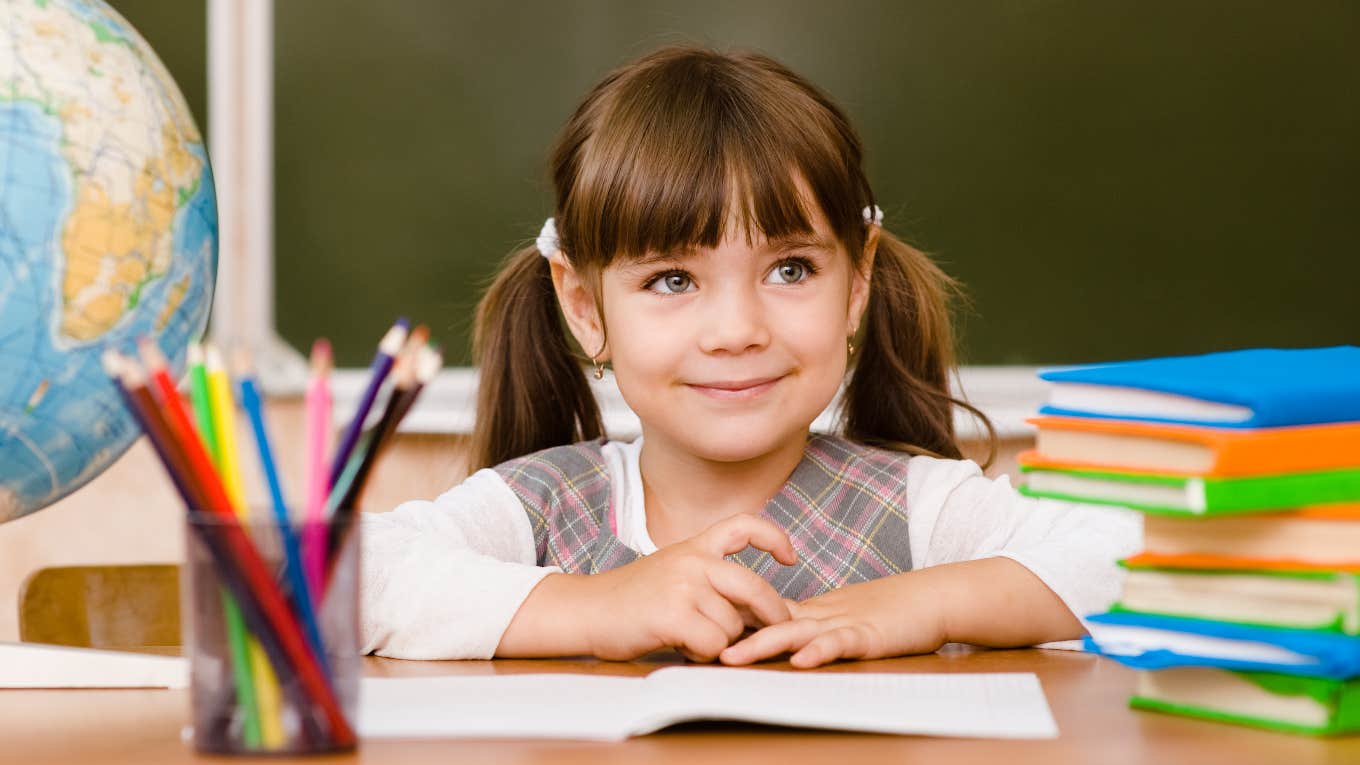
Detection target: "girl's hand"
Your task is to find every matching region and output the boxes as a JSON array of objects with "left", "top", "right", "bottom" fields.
[
  {"left": 581, "top": 514, "right": 799, "bottom": 662},
  {"left": 499, "top": 514, "right": 800, "bottom": 662},
  {"left": 718, "top": 557, "right": 1085, "bottom": 669},
  {"left": 718, "top": 573, "right": 947, "bottom": 669}
]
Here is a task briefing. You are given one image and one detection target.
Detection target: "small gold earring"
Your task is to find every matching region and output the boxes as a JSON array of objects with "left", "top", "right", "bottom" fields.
[
  {"left": 592, "top": 356, "right": 605, "bottom": 380},
  {"left": 847, "top": 338, "right": 855, "bottom": 356}
]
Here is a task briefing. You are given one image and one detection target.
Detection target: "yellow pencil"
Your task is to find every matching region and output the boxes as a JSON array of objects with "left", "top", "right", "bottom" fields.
[{"left": 206, "top": 345, "right": 287, "bottom": 748}]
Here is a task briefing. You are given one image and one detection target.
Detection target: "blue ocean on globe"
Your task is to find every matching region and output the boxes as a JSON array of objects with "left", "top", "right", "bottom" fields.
[{"left": 0, "top": 0, "right": 217, "bottom": 522}]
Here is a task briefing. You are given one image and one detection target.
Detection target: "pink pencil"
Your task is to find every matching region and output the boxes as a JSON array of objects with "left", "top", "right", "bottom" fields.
[{"left": 303, "top": 339, "right": 333, "bottom": 601}]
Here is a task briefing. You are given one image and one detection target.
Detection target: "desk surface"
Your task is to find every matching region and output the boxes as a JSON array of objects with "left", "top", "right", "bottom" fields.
[{"left": 2, "top": 646, "right": 1357, "bottom": 764}]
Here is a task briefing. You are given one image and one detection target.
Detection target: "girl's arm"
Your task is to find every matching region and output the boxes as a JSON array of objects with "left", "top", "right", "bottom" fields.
[
  {"left": 359, "top": 469, "right": 561, "bottom": 659},
  {"left": 720, "top": 456, "right": 1141, "bottom": 667}
]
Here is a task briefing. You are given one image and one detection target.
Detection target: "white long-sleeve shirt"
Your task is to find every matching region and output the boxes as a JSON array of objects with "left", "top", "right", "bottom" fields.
[{"left": 360, "top": 437, "right": 1141, "bottom": 659}]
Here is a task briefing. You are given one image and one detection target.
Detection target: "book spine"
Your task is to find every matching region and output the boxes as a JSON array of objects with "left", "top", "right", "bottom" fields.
[{"left": 1205, "top": 469, "right": 1360, "bottom": 512}]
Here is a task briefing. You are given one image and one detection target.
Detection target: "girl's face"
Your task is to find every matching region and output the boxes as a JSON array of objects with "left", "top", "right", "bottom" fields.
[{"left": 555, "top": 197, "right": 875, "bottom": 463}]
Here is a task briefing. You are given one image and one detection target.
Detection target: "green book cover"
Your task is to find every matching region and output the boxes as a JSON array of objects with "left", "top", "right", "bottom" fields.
[
  {"left": 1018, "top": 463, "right": 1360, "bottom": 516},
  {"left": 1131, "top": 670, "right": 1360, "bottom": 736}
]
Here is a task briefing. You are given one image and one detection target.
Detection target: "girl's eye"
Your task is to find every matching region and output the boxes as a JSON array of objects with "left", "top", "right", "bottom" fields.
[
  {"left": 767, "top": 258, "right": 816, "bottom": 285},
  {"left": 645, "top": 271, "right": 695, "bottom": 294}
]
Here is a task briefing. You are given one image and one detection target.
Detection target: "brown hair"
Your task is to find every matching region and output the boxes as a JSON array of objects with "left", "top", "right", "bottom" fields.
[{"left": 471, "top": 45, "right": 995, "bottom": 470}]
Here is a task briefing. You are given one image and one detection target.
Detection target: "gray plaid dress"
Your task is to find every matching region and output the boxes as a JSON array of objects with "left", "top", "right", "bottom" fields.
[{"left": 493, "top": 435, "right": 914, "bottom": 601}]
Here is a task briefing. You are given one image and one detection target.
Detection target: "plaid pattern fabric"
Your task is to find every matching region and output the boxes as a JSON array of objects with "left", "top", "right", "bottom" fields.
[{"left": 494, "top": 434, "right": 913, "bottom": 600}]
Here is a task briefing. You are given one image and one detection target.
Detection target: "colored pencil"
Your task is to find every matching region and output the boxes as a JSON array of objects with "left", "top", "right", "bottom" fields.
[
  {"left": 324, "top": 343, "right": 442, "bottom": 591},
  {"left": 103, "top": 350, "right": 203, "bottom": 509},
  {"left": 327, "top": 318, "right": 408, "bottom": 490},
  {"left": 181, "top": 343, "right": 263, "bottom": 747},
  {"left": 332, "top": 339, "right": 440, "bottom": 517},
  {"left": 132, "top": 342, "right": 355, "bottom": 747},
  {"left": 187, "top": 344, "right": 220, "bottom": 465},
  {"left": 235, "top": 350, "right": 329, "bottom": 674},
  {"left": 202, "top": 345, "right": 286, "bottom": 748},
  {"left": 303, "top": 339, "right": 333, "bottom": 602},
  {"left": 328, "top": 326, "right": 429, "bottom": 514}
]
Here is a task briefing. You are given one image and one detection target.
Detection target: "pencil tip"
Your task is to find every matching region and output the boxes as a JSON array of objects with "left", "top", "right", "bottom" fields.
[
  {"left": 187, "top": 342, "right": 204, "bottom": 367},
  {"left": 231, "top": 347, "right": 253, "bottom": 378},
  {"left": 416, "top": 345, "right": 443, "bottom": 383},
  {"left": 101, "top": 348, "right": 125, "bottom": 378},
  {"left": 379, "top": 321, "right": 409, "bottom": 355},
  {"left": 310, "top": 338, "right": 333, "bottom": 376},
  {"left": 137, "top": 336, "right": 167, "bottom": 370},
  {"left": 204, "top": 344, "right": 225, "bottom": 372},
  {"left": 408, "top": 324, "right": 431, "bottom": 349}
]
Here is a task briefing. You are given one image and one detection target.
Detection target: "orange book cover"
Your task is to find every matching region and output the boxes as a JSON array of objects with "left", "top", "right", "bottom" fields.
[{"left": 1026, "top": 416, "right": 1360, "bottom": 476}]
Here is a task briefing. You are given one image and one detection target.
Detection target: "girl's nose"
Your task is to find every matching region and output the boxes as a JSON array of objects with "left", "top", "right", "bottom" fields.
[{"left": 697, "top": 284, "right": 771, "bottom": 355}]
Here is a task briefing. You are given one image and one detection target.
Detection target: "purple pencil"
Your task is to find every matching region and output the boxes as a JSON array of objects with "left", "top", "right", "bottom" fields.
[{"left": 327, "top": 318, "right": 408, "bottom": 491}]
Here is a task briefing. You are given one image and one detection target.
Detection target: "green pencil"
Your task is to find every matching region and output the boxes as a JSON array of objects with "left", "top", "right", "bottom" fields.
[{"left": 188, "top": 343, "right": 263, "bottom": 748}]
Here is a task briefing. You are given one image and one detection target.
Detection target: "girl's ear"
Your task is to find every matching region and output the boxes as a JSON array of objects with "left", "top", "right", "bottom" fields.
[
  {"left": 548, "top": 254, "right": 609, "bottom": 361},
  {"left": 847, "top": 227, "right": 879, "bottom": 336}
]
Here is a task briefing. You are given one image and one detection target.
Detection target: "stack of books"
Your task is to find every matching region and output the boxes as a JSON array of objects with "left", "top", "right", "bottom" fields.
[{"left": 1019, "top": 346, "right": 1360, "bottom": 736}]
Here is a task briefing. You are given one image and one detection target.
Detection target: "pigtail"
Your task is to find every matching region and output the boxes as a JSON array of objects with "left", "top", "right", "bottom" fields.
[
  {"left": 470, "top": 245, "right": 604, "bottom": 471},
  {"left": 843, "top": 230, "right": 998, "bottom": 469}
]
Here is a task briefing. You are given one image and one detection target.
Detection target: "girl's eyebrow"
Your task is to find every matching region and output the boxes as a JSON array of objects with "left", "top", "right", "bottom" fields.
[{"left": 626, "top": 249, "right": 695, "bottom": 270}]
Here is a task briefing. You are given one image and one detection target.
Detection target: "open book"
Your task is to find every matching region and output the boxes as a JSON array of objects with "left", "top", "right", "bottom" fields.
[{"left": 357, "top": 667, "right": 1057, "bottom": 741}]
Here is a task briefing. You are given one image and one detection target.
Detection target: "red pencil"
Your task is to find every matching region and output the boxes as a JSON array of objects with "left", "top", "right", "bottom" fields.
[
  {"left": 130, "top": 341, "right": 355, "bottom": 746},
  {"left": 102, "top": 351, "right": 205, "bottom": 510}
]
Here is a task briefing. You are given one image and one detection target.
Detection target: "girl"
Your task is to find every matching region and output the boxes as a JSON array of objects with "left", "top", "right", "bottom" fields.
[{"left": 360, "top": 46, "right": 1138, "bottom": 668}]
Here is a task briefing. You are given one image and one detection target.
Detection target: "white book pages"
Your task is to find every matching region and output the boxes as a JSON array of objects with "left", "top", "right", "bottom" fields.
[
  {"left": 1088, "top": 623, "right": 1316, "bottom": 667},
  {"left": 358, "top": 669, "right": 1058, "bottom": 741},
  {"left": 0, "top": 641, "right": 188, "bottom": 688},
  {"left": 1047, "top": 383, "right": 1254, "bottom": 424}
]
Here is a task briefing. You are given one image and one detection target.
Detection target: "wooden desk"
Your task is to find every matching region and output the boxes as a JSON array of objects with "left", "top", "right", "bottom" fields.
[{"left": 2, "top": 646, "right": 1356, "bottom": 764}]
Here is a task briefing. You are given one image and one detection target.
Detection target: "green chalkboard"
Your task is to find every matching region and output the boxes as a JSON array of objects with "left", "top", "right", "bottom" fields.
[{"left": 114, "top": 0, "right": 1359, "bottom": 367}]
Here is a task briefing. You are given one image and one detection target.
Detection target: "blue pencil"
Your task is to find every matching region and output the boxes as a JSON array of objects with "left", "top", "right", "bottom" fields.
[
  {"left": 328, "top": 318, "right": 408, "bottom": 491},
  {"left": 235, "top": 355, "right": 330, "bottom": 673}
]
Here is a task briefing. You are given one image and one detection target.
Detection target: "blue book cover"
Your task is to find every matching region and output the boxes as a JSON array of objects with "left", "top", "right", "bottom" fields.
[
  {"left": 1039, "top": 346, "right": 1360, "bottom": 428},
  {"left": 1085, "top": 611, "right": 1360, "bottom": 679}
]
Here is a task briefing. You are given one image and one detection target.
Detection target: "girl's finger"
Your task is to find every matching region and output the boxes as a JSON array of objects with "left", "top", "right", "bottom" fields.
[
  {"left": 719, "top": 618, "right": 821, "bottom": 666},
  {"left": 706, "top": 561, "right": 791, "bottom": 628},
  {"left": 694, "top": 589, "right": 746, "bottom": 642},
  {"left": 790, "top": 626, "right": 870, "bottom": 668},
  {"left": 693, "top": 515, "right": 798, "bottom": 565},
  {"left": 673, "top": 612, "right": 733, "bottom": 663}
]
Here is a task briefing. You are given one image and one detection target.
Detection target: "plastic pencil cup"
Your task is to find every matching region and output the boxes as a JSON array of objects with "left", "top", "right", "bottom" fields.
[{"left": 182, "top": 511, "right": 360, "bottom": 755}]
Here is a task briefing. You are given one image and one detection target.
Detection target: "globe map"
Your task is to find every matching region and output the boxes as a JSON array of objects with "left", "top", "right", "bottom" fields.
[{"left": 0, "top": 0, "right": 216, "bottom": 522}]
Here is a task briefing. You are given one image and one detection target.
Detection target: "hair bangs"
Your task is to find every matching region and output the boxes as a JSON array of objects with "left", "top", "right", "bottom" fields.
[{"left": 556, "top": 47, "right": 868, "bottom": 269}]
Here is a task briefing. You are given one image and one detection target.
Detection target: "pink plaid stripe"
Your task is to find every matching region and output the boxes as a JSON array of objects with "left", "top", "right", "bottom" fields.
[{"left": 495, "top": 435, "right": 913, "bottom": 598}]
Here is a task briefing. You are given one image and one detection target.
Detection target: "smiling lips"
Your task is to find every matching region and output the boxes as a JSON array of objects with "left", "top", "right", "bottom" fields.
[{"left": 685, "top": 375, "right": 785, "bottom": 401}]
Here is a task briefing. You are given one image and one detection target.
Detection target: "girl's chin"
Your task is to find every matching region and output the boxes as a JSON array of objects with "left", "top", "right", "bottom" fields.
[{"left": 659, "top": 422, "right": 804, "bottom": 463}]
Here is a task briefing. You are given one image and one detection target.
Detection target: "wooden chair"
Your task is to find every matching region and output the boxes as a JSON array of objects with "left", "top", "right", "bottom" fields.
[{"left": 18, "top": 564, "right": 181, "bottom": 648}]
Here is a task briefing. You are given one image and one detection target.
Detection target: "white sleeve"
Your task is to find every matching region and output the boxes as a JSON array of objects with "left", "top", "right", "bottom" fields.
[
  {"left": 358, "top": 468, "right": 562, "bottom": 660},
  {"left": 904, "top": 455, "right": 1142, "bottom": 631}
]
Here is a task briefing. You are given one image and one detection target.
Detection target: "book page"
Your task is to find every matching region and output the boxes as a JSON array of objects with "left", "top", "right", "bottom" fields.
[
  {"left": 359, "top": 674, "right": 645, "bottom": 741},
  {"left": 358, "top": 669, "right": 1058, "bottom": 740},
  {"left": 635, "top": 667, "right": 1058, "bottom": 739}
]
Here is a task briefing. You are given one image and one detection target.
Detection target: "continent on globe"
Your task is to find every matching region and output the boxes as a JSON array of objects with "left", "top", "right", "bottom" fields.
[{"left": 0, "top": 0, "right": 217, "bottom": 522}]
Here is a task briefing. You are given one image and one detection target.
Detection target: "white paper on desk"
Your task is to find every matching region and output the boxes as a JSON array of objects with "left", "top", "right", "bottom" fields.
[
  {"left": 358, "top": 668, "right": 1058, "bottom": 741},
  {"left": 0, "top": 641, "right": 188, "bottom": 688}
]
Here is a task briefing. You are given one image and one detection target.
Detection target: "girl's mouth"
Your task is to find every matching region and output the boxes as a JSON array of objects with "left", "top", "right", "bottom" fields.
[{"left": 685, "top": 375, "right": 785, "bottom": 401}]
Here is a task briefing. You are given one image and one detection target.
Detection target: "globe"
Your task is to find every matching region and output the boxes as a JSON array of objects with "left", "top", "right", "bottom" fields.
[{"left": 0, "top": 0, "right": 216, "bottom": 523}]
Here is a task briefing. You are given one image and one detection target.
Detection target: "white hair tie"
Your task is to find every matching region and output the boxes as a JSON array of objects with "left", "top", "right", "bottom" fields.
[
  {"left": 862, "top": 205, "right": 883, "bottom": 226},
  {"left": 537, "top": 217, "right": 559, "bottom": 258}
]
